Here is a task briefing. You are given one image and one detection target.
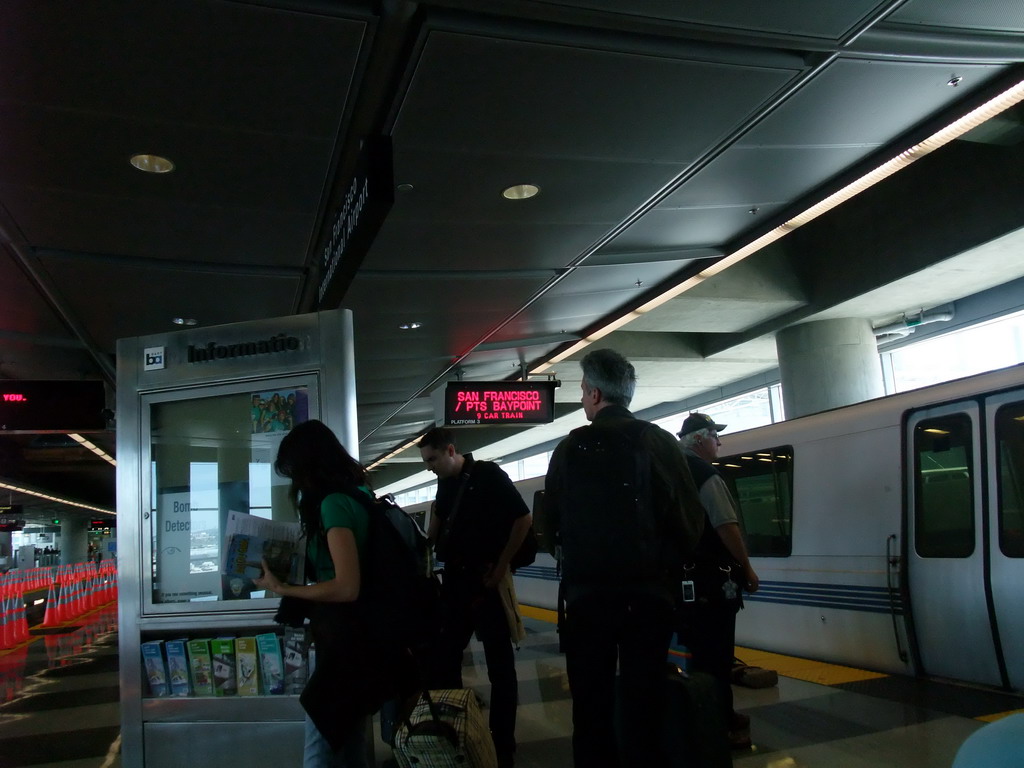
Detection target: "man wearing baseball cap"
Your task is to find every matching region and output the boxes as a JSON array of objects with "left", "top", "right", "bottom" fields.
[{"left": 677, "top": 412, "right": 759, "bottom": 750}]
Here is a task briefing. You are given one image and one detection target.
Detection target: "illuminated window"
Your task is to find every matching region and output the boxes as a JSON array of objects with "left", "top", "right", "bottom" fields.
[
  {"left": 716, "top": 447, "right": 793, "bottom": 557},
  {"left": 914, "top": 415, "right": 975, "bottom": 558},
  {"left": 996, "top": 402, "right": 1024, "bottom": 558}
]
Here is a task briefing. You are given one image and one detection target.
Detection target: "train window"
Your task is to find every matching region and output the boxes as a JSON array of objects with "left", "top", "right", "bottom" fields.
[
  {"left": 995, "top": 402, "right": 1024, "bottom": 558},
  {"left": 914, "top": 414, "right": 974, "bottom": 558},
  {"left": 715, "top": 446, "right": 793, "bottom": 557}
]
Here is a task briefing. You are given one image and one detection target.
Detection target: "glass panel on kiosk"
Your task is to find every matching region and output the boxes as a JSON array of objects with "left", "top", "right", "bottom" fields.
[{"left": 142, "top": 376, "right": 316, "bottom": 612}]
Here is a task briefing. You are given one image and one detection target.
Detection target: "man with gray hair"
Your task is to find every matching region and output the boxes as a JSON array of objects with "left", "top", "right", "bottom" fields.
[
  {"left": 545, "top": 348, "right": 704, "bottom": 768},
  {"left": 677, "top": 412, "right": 760, "bottom": 749}
]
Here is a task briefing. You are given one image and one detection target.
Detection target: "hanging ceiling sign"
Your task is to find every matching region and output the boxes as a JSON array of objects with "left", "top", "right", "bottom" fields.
[
  {"left": 0, "top": 381, "right": 106, "bottom": 432},
  {"left": 444, "top": 381, "right": 559, "bottom": 426},
  {"left": 316, "top": 136, "right": 394, "bottom": 310}
]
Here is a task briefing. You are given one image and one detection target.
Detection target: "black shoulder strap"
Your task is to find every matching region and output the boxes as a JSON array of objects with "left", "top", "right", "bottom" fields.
[{"left": 435, "top": 466, "right": 471, "bottom": 554}]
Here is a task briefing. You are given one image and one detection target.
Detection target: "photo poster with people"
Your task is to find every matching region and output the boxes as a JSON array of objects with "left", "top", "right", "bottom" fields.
[{"left": 250, "top": 387, "right": 309, "bottom": 434}]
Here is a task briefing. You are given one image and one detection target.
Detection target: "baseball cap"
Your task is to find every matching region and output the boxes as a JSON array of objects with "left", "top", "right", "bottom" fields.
[{"left": 677, "top": 412, "right": 726, "bottom": 438}]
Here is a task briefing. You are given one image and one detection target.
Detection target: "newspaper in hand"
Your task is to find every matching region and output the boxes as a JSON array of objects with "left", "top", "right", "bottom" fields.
[{"left": 222, "top": 510, "right": 304, "bottom": 591}]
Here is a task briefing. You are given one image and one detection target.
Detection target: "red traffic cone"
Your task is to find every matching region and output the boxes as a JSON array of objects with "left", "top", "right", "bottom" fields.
[
  {"left": 52, "top": 583, "right": 67, "bottom": 625},
  {"left": 14, "top": 596, "right": 28, "bottom": 643},
  {"left": 0, "top": 596, "right": 12, "bottom": 650},
  {"left": 41, "top": 583, "right": 59, "bottom": 627}
]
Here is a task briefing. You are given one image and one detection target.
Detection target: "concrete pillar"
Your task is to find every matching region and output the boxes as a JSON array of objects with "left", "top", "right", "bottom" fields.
[
  {"left": 775, "top": 318, "right": 884, "bottom": 420},
  {"left": 0, "top": 532, "right": 11, "bottom": 564},
  {"left": 60, "top": 518, "right": 89, "bottom": 565}
]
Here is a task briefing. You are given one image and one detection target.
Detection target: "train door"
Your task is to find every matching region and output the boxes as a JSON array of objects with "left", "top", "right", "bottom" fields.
[
  {"left": 906, "top": 401, "right": 1004, "bottom": 687},
  {"left": 985, "top": 392, "right": 1024, "bottom": 691}
]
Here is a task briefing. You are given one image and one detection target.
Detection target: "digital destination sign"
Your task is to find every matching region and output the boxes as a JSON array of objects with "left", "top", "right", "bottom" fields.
[
  {"left": 0, "top": 505, "right": 25, "bottom": 532},
  {"left": 0, "top": 380, "right": 106, "bottom": 432},
  {"left": 445, "top": 381, "right": 558, "bottom": 426}
]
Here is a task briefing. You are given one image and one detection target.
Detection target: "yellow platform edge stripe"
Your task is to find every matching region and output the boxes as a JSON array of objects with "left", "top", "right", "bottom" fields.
[
  {"left": 519, "top": 604, "right": 558, "bottom": 623},
  {"left": 976, "top": 708, "right": 1024, "bottom": 723},
  {"left": 518, "top": 604, "right": 886, "bottom": 686},
  {"left": 733, "top": 646, "right": 888, "bottom": 685},
  {"left": 519, "top": 604, "right": 1020, "bottom": 721}
]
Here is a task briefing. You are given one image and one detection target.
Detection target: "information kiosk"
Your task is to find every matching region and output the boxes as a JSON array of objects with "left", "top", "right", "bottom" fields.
[{"left": 117, "top": 309, "right": 356, "bottom": 767}]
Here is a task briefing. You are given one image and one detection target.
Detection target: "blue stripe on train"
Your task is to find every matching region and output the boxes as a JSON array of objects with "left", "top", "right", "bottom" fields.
[{"left": 513, "top": 572, "right": 904, "bottom": 615}]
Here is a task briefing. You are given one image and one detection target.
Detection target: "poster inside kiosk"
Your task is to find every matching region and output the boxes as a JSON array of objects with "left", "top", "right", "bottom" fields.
[{"left": 445, "top": 381, "right": 558, "bottom": 426}]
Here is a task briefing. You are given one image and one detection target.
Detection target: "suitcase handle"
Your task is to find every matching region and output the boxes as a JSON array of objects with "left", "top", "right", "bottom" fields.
[{"left": 403, "top": 689, "right": 460, "bottom": 749}]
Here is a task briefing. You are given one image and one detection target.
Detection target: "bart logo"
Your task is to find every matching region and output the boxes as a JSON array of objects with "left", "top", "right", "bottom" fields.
[{"left": 144, "top": 346, "right": 165, "bottom": 371}]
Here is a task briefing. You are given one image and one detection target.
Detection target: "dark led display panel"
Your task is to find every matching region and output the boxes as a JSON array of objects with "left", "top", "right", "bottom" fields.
[
  {"left": 0, "top": 380, "right": 106, "bottom": 431},
  {"left": 445, "top": 381, "right": 557, "bottom": 426}
]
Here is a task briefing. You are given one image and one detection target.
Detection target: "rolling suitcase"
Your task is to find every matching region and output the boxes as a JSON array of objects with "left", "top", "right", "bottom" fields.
[
  {"left": 664, "top": 665, "right": 732, "bottom": 768},
  {"left": 392, "top": 688, "right": 498, "bottom": 768}
]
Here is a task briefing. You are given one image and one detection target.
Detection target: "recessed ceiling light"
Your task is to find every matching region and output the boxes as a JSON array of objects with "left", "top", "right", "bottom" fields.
[
  {"left": 130, "top": 154, "right": 175, "bottom": 173},
  {"left": 398, "top": 322, "right": 423, "bottom": 330},
  {"left": 397, "top": 183, "right": 414, "bottom": 193},
  {"left": 502, "top": 184, "right": 540, "bottom": 200},
  {"left": 172, "top": 317, "right": 197, "bottom": 326},
  {"left": 948, "top": 75, "right": 964, "bottom": 87}
]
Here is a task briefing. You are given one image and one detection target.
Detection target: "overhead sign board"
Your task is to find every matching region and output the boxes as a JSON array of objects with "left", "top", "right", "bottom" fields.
[
  {"left": 316, "top": 136, "right": 394, "bottom": 310},
  {"left": 444, "top": 381, "right": 558, "bottom": 426},
  {"left": 0, "top": 380, "right": 106, "bottom": 432},
  {"left": 0, "top": 507, "right": 25, "bottom": 533}
]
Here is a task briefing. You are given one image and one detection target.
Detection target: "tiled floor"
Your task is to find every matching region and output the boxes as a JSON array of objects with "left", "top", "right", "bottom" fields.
[
  {"left": 0, "top": 603, "right": 120, "bottom": 768},
  {"left": 3, "top": 604, "right": 1023, "bottom": 767}
]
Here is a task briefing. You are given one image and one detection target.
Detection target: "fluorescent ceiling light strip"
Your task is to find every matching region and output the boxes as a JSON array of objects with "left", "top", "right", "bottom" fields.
[
  {"left": 0, "top": 481, "right": 114, "bottom": 515},
  {"left": 68, "top": 432, "right": 117, "bottom": 466},
  {"left": 367, "top": 436, "right": 422, "bottom": 470},
  {"left": 529, "top": 76, "right": 1024, "bottom": 375}
]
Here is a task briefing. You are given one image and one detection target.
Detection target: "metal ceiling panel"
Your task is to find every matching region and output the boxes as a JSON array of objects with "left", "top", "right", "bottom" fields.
[
  {"left": 34, "top": 256, "right": 301, "bottom": 349},
  {"left": 2, "top": 187, "right": 316, "bottom": 266},
  {"left": 0, "top": 337, "right": 97, "bottom": 382},
  {"left": 510, "top": 260, "right": 700, "bottom": 332},
  {"left": 0, "top": 105, "right": 336, "bottom": 212},
  {"left": 742, "top": 59, "right": 1010, "bottom": 147},
  {"left": 531, "top": 0, "right": 889, "bottom": 41},
  {"left": 887, "top": 0, "right": 1024, "bottom": 33},
  {"left": 392, "top": 30, "right": 802, "bottom": 162},
  {"left": 0, "top": 254, "right": 70, "bottom": 338},
  {"left": 365, "top": 217, "right": 611, "bottom": 273},
  {"left": 0, "top": 1, "right": 368, "bottom": 136},
  {"left": 389, "top": 149, "right": 685, "bottom": 231},
  {"left": 602, "top": 203, "right": 790, "bottom": 252},
  {"left": 657, "top": 146, "right": 881, "bottom": 210}
]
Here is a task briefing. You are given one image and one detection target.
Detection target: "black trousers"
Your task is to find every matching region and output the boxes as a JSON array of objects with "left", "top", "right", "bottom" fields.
[
  {"left": 563, "top": 591, "right": 674, "bottom": 768},
  {"left": 676, "top": 600, "right": 740, "bottom": 727},
  {"left": 428, "top": 569, "right": 518, "bottom": 754}
]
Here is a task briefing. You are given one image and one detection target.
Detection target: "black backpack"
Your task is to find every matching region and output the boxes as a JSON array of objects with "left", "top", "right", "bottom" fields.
[
  {"left": 559, "top": 419, "right": 679, "bottom": 587},
  {"left": 351, "top": 491, "right": 441, "bottom": 652}
]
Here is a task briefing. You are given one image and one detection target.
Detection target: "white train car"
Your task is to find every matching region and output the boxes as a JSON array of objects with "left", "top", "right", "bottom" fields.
[
  {"left": 724, "top": 362, "right": 1024, "bottom": 692},
  {"left": 406, "top": 362, "right": 1024, "bottom": 691}
]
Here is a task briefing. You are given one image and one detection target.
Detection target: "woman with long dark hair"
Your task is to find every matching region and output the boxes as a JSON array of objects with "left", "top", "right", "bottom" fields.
[{"left": 252, "top": 419, "right": 372, "bottom": 768}]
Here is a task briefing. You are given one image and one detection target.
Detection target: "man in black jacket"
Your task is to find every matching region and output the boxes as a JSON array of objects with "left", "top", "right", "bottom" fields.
[
  {"left": 677, "top": 412, "right": 760, "bottom": 749},
  {"left": 419, "top": 427, "right": 532, "bottom": 768},
  {"left": 545, "top": 348, "right": 705, "bottom": 768}
]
